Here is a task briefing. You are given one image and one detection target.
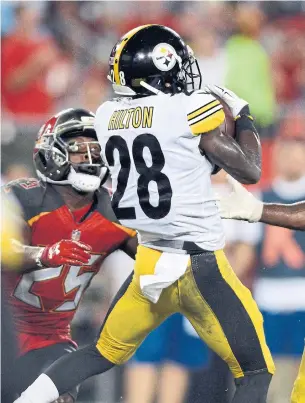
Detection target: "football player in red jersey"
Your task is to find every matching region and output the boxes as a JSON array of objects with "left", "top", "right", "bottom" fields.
[{"left": 2, "top": 108, "right": 137, "bottom": 403}]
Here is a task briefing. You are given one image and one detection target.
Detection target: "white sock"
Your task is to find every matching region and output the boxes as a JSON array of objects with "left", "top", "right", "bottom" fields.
[{"left": 16, "top": 374, "right": 59, "bottom": 403}]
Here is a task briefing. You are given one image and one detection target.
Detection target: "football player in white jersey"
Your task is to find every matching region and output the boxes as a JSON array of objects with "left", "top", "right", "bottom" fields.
[{"left": 15, "top": 25, "right": 274, "bottom": 403}]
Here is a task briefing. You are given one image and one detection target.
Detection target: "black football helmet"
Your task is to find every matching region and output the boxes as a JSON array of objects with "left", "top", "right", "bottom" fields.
[
  {"left": 34, "top": 108, "right": 108, "bottom": 192},
  {"left": 108, "top": 24, "right": 202, "bottom": 96}
]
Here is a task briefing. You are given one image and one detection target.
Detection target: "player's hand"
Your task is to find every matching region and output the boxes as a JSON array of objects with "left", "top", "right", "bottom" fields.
[
  {"left": 203, "top": 85, "right": 249, "bottom": 118},
  {"left": 40, "top": 240, "right": 92, "bottom": 267},
  {"left": 217, "top": 175, "right": 263, "bottom": 222}
]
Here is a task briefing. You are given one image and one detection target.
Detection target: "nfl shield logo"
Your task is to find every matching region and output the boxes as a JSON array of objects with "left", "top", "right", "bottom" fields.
[{"left": 71, "top": 230, "right": 81, "bottom": 241}]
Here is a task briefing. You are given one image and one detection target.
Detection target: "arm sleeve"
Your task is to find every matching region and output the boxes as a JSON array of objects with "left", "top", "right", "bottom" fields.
[{"left": 186, "top": 92, "right": 225, "bottom": 135}]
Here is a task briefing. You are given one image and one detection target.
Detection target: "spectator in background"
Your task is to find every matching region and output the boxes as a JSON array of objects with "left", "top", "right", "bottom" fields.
[
  {"left": 180, "top": 13, "right": 227, "bottom": 87},
  {"left": 119, "top": 2, "right": 178, "bottom": 35},
  {"left": 253, "top": 131, "right": 305, "bottom": 403},
  {"left": 79, "top": 66, "right": 110, "bottom": 113},
  {"left": 272, "top": 27, "right": 305, "bottom": 107},
  {"left": 1, "top": 4, "right": 63, "bottom": 122},
  {"left": 225, "top": 4, "right": 276, "bottom": 137},
  {"left": 194, "top": 28, "right": 227, "bottom": 87},
  {"left": 1, "top": 1, "right": 17, "bottom": 35},
  {"left": 178, "top": 2, "right": 231, "bottom": 86}
]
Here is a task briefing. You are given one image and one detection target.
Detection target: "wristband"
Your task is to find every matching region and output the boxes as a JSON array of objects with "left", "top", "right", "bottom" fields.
[
  {"left": 235, "top": 106, "right": 257, "bottom": 141},
  {"left": 234, "top": 105, "right": 251, "bottom": 118},
  {"left": 235, "top": 114, "right": 255, "bottom": 132},
  {"left": 35, "top": 248, "right": 46, "bottom": 268}
]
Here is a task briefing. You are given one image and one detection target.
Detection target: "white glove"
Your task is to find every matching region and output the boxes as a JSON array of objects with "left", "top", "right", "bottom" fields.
[
  {"left": 218, "top": 175, "right": 263, "bottom": 222},
  {"left": 203, "top": 85, "right": 248, "bottom": 118}
]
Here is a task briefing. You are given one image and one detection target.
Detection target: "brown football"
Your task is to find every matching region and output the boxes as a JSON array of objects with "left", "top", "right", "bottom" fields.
[{"left": 214, "top": 95, "right": 236, "bottom": 138}]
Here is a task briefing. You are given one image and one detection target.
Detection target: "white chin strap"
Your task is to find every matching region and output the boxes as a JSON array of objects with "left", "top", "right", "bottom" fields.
[
  {"left": 67, "top": 167, "right": 102, "bottom": 193},
  {"left": 37, "top": 167, "right": 102, "bottom": 193}
]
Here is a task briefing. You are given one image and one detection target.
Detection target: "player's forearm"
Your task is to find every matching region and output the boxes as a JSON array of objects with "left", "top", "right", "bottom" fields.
[
  {"left": 231, "top": 110, "right": 262, "bottom": 184},
  {"left": 11, "top": 240, "right": 44, "bottom": 272},
  {"left": 201, "top": 130, "right": 261, "bottom": 184},
  {"left": 220, "top": 135, "right": 260, "bottom": 184},
  {"left": 235, "top": 130, "right": 261, "bottom": 179},
  {"left": 260, "top": 202, "right": 305, "bottom": 231}
]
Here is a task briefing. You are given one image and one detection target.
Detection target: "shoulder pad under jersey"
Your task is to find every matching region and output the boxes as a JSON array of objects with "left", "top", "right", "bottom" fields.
[{"left": 2, "top": 178, "right": 46, "bottom": 222}]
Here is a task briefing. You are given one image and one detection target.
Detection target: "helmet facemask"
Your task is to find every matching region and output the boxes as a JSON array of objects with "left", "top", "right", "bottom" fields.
[
  {"left": 177, "top": 46, "right": 202, "bottom": 93},
  {"left": 64, "top": 136, "right": 106, "bottom": 193}
]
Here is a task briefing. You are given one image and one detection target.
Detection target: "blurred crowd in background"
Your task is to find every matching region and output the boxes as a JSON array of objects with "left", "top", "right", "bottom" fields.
[{"left": 1, "top": 1, "right": 305, "bottom": 402}]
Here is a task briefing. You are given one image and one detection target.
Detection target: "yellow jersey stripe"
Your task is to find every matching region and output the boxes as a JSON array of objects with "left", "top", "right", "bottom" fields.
[
  {"left": 187, "top": 100, "right": 220, "bottom": 121},
  {"left": 190, "top": 109, "right": 225, "bottom": 135},
  {"left": 189, "top": 106, "right": 223, "bottom": 126},
  {"left": 27, "top": 212, "right": 50, "bottom": 227},
  {"left": 113, "top": 25, "right": 153, "bottom": 85}
]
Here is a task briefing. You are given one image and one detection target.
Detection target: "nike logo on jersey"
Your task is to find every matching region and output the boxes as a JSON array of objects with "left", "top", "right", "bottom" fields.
[{"left": 108, "top": 106, "right": 154, "bottom": 131}]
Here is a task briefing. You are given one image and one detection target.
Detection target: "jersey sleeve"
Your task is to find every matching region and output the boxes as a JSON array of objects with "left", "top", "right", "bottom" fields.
[{"left": 186, "top": 92, "right": 225, "bottom": 135}]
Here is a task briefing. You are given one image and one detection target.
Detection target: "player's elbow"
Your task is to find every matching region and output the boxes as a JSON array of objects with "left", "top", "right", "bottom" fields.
[
  {"left": 240, "top": 166, "right": 261, "bottom": 185},
  {"left": 251, "top": 165, "right": 261, "bottom": 184}
]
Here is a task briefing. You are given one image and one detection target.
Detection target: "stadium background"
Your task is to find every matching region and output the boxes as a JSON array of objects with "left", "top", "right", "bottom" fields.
[{"left": 1, "top": 1, "right": 305, "bottom": 402}]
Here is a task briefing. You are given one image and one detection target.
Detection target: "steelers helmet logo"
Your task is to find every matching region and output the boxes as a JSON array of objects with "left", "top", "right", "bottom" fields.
[{"left": 152, "top": 43, "right": 178, "bottom": 72}]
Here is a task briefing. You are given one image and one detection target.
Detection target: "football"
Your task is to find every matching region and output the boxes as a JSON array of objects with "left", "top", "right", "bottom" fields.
[{"left": 215, "top": 96, "right": 236, "bottom": 138}]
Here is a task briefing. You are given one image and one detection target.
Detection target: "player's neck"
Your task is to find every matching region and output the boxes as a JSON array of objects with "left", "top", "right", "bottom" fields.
[{"left": 53, "top": 185, "right": 95, "bottom": 211}]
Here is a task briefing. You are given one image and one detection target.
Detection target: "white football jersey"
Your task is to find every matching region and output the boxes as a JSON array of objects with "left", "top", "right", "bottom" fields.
[{"left": 95, "top": 91, "right": 226, "bottom": 252}]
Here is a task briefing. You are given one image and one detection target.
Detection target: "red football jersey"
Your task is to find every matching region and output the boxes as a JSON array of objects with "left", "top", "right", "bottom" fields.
[{"left": 3, "top": 179, "right": 135, "bottom": 356}]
